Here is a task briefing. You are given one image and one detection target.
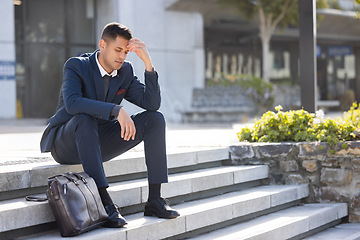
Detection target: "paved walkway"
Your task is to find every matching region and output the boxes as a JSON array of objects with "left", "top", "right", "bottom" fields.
[
  {"left": 0, "top": 110, "right": 344, "bottom": 166},
  {"left": 0, "top": 119, "right": 245, "bottom": 166}
]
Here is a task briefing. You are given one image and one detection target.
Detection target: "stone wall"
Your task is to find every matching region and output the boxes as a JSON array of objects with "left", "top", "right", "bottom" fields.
[{"left": 229, "top": 141, "right": 360, "bottom": 222}]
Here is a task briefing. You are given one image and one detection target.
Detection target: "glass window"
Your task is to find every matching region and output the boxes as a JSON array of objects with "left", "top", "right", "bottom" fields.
[
  {"left": 15, "top": 0, "right": 96, "bottom": 118},
  {"left": 25, "top": 0, "right": 65, "bottom": 43},
  {"left": 26, "top": 43, "right": 65, "bottom": 117},
  {"left": 70, "top": 46, "right": 95, "bottom": 58},
  {"left": 67, "top": 0, "right": 95, "bottom": 45}
]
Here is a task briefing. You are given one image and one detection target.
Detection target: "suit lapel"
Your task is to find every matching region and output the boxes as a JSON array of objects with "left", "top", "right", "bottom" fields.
[
  {"left": 93, "top": 68, "right": 105, "bottom": 101},
  {"left": 89, "top": 51, "right": 105, "bottom": 101}
]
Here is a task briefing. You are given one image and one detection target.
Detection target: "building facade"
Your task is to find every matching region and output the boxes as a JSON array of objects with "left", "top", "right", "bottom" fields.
[
  {"left": 2, "top": 0, "right": 205, "bottom": 121},
  {"left": 0, "top": 1, "right": 16, "bottom": 118},
  {"left": 170, "top": 0, "right": 360, "bottom": 114},
  {"left": 1, "top": 0, "right": 360, "bottom": 121}
]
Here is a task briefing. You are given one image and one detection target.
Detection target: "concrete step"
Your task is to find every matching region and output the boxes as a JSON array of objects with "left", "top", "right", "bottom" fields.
[
  {"left": 0, "top": 165, "right": 268, "bottom": 233},
  {"left": 302, "top": 223, "right": 360, "bottom": 240},
  {"left": 0, "top": 147, "right": 228, "bottom": 197},
  {"left": 190, "top": 203, "right": 348, "bottom": 240},
  {"left": 15, "top": 184, "right": 309, "bottom": 240}
]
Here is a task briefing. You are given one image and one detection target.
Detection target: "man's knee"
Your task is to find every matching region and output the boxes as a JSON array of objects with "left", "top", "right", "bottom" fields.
[{"left": 147, "top": 111, "right": 165, "bottom": 128}]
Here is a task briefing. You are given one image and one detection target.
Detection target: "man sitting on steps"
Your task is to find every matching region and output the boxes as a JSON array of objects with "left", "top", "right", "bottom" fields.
[{"left": 40, "top": 22, "right": 179, "bottom": 228}]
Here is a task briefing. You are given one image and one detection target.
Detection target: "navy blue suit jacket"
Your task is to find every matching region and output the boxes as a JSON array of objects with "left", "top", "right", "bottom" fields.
[{"left": 40, "top": 50, "right": 161, "bottom": 153}]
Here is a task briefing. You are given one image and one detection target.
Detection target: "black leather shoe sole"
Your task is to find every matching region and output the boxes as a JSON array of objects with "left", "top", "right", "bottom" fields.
[
  {"left": 102, "top": 219, "right": 127, "bottom": 228},
  {"left": 144, "top": 208, "right": 180, "bottom": 219}
]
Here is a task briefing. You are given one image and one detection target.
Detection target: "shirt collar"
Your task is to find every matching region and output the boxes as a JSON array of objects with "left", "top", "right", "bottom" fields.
[{"left": 96, "top": 51, "right": 117, "bottom": 78}]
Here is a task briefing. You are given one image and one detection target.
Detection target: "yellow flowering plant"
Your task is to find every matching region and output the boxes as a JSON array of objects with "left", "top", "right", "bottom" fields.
[{"left": 238, "top": 103, "right": 360, "bottom": 153}]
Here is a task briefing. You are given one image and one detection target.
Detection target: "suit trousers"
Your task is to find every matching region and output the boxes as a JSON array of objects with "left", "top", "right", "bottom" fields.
[{"left": 51, "top": 111, "right": 168, "bottom": 188}]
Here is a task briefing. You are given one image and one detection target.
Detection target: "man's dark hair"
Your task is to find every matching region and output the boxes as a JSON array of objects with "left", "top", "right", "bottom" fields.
[{"left": 101, "top": 22, "right": 132, "bottom": 41}]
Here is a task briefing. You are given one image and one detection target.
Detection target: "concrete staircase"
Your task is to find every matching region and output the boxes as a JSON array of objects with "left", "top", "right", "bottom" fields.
[{"left": 0, "top": 147, "right": 350, "bottom": 239}]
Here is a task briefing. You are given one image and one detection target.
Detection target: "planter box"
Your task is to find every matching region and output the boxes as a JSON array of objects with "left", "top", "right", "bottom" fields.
[{"left": 229, "top": 141, "right": 360, "bottom": 222}]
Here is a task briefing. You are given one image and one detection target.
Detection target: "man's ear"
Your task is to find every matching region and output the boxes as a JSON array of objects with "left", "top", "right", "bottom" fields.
[{"left": 99, "top": 39, "right": 106, "bottom": 49}]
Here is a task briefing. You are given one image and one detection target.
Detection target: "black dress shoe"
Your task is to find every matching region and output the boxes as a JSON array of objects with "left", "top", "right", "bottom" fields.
[
  {"left": 144, "top": 197, "right": 180, "bottom": 219},
  {"left": 103, "top": 204, "right": 127, "bottom": 228}
]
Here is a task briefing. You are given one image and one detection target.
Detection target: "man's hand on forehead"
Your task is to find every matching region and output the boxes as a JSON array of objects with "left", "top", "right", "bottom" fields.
[
  {"left": 127, "top": 38, "right": 145, "bottom": 52},
  {"left": 127, "top": 38, "right": 153, "bottom": 71}
]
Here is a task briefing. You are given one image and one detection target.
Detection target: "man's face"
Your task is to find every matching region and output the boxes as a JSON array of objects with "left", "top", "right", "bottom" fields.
[{"left": 99, "top": 36, "right": 130, "bottom": 73}]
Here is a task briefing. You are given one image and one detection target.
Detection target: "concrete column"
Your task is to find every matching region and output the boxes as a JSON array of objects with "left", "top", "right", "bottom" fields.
[
  {"left": 193, "top": 13, "right": 205, "bottom": 89},
  {"left": 299, "top": 0, "right": 317, "bottom": 112},
  {"left": 0, "top": 0, "right": 16, "bottom": 118},
  {"left": 95, "top": 0, "right": 119, "bottom": 44},
  {"left": 94, "top": 0, "right": 206, "bottom": 122},
  {"left": 194, "top": 48, "right": 205, "bottom": 88}
]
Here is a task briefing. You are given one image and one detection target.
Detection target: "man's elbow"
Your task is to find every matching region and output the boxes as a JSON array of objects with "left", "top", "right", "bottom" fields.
[
  {"left": 147, "top": 99, "right": 161, "bottom": 111},
  {"left": 64, "top": 98, "right": 79, "bottom": 115},
  {"left": 65, "top": 105, "right": 77, "bottom": 115}
]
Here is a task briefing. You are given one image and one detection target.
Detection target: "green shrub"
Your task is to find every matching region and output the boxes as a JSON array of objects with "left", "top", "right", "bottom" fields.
[{"left": 238, "top": 104, "right": 360, "bottom": 151}]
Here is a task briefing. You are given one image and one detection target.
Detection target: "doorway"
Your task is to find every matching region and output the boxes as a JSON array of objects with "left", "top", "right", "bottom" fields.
[{"left": 15, "top": 0, "right": 96, "bottom": 118}]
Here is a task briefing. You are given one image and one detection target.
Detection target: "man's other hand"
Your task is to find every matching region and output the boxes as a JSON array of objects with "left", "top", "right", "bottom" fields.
[
  {"left": 117, "top": 107, "right": 136, "bottom": 141},
  {"left": 127, "top": 38, "right": 154, "bottom": 72}
]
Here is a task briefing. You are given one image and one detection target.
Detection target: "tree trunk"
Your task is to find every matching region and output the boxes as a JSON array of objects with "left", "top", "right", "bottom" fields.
[
  {"left": 258, "top": 7, "right": 272, "bottom": 83},
  {"left": 258, "top": 0, "right": 292, "bottom": 83},
  {"left": 261, "top": 35, "right": 271, "bottom": 83}
]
